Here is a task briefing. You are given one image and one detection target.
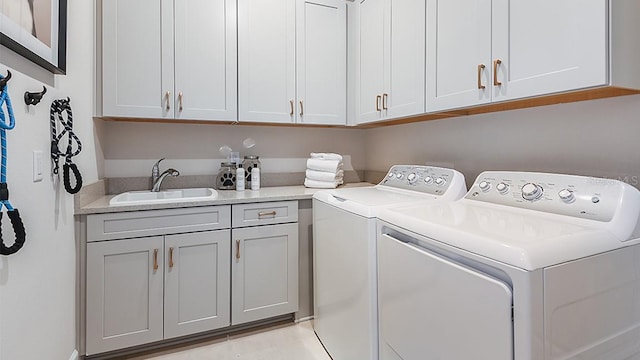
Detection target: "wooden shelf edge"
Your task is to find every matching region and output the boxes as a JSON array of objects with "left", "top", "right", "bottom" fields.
[{"left": 95, "top": 86, "right": 640, "bottom": 129}]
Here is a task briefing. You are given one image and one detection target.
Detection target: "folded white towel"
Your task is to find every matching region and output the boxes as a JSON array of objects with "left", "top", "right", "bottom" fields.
[
  {"left": 307, "top": 158, "right": 343, "bottom": 173},
  {"left": 304, "top": 178, "right": 343, "bottom": 189},
  {"left": 306, "top": 169, "right": 344, "bottom": 182},
  {"left": 310, "top": 153, "right": 343, "bottom": 161}
]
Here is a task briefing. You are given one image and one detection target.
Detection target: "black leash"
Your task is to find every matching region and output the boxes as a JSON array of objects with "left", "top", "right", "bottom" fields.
[
  {"left": 50, "top": 97, "right": 83, "bottom": 194},
  {"left": 0, "top": 71, "right": 26, "bottom": 255}
]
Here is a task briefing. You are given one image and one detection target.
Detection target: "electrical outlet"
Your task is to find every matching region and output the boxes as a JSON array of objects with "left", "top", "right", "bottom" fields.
[{"left": 33, "top": 150, "right": 43, "bottom": 182}]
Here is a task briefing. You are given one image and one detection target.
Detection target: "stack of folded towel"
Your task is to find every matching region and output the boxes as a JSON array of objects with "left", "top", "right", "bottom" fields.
[{"left": 304, "top": 153, "right": 344, "bottom": 188}]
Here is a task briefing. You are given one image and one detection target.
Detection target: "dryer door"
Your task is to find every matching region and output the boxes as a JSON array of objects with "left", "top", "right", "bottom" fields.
[{"left": 378, "top": 233, "right": 513, "bottom": 360}]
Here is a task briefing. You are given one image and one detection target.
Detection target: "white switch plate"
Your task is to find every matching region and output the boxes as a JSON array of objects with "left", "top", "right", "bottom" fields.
[{"left": 33, "top": 150, "right": 43, "bottom": 182}]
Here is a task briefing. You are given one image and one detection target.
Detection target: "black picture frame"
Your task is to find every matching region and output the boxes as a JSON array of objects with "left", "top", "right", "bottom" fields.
[{"left": 0, "top": 0, "right": 67, "bottom": 74}]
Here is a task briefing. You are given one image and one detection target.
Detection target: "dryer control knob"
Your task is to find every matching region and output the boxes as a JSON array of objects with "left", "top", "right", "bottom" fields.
[
  {"left": 496, "top": 182, "right": 509, "bottom": 194},
  {"left": 435, "top": 177, "right": 446, "bottom": 186},
  {"left": 396, "top": 173, "right": 404, "bottom": 180},
  {"left": 522, "top": 183, "right": 543, "bottom": 201},
  {"left": 424, "top": 176, "right": 434, "bottom": 184},
  {"left": 407, "top": 173, "right": 418, "bottom": 184},
  {"left": 478, "top": 181, "right": 491, "bottom": 192},
  {"left": 387, "top": 172, "right": 395, "bottom": 178},
  {"left": 558, "top": 189, "right": 575, "bottom": 203}
]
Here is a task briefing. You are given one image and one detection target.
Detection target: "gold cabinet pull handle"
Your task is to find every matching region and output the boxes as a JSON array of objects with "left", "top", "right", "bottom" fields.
[
  {"left": 289, "top": 100, "right": 294, "bottom": 116},
  {"left": 169, "top": 247, "right": 174, "bottom": 268},
  {"left": 165, "top": 91, "right": 171, "bottom": 111},
  {"left": 178, "top": 92, "right": 183, "bottom": 111},
  {"left": 258, "top": 210, "right": 277, "bottom": 218},
  {"left": 299, "top": 100, "right": 304, "bottom": 116},
  {"left": 376, "top": 95, "right": 381, "bottom": 111},
  {"left": 153, "top": 249, "right": 159, "bottom": 271},
  {"left": 493, "top": 59, "right": 502, "bottom": 86},
  {"left": 382, "top": 93, "right": 388, "bottom": 110},
  {"left": 235, "top": 240, "right": 240, "bottom": 260},
  {"left": 477, "top": 64, "right": 486, "bottom": 89}
]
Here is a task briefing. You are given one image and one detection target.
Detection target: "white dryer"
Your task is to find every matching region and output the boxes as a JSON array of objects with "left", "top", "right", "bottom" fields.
[
  {"left": 377, "top": 171, "right": 640, "bottom": 360},
  {"left": 312, "top": 165, "right": 466, "bottom": 360}
]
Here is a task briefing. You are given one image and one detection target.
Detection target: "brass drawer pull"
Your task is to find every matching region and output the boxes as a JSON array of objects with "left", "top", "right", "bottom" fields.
[
  {"left": 477, "top": 64, "right": 486, "bottom": 89},
  {"left": 289, "top": 100, "right": 294, "bottom": 116},
  {"left": 299, "top": 100, "right": 304, "bottom": 116},
  {"left": 153, "top": 249, "right": 159, "bottom": 271},
  {"left": 258, "top": 211, "right": 277, "bottom": 218},
  {"left": 236, "top": 240, "right": 240, "bottom": 260},
  {"left": 493, "top": 59, "right": 502, "bottom": 86},
  {"left": 169, "top": 247, "right": 174, "bottom": 268}
]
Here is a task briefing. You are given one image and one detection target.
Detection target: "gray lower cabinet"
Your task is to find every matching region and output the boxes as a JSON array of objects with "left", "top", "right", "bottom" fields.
[
  {"left": 231, "top": 223, "right": 299, "bottom": 325},
  {"left": 86, "top": 230, "right": 230, "bottom": 355},
  {"left": 230, "top": 201, "right": 299, "bottom": 325},
  {"left": 84, "top": 201, "right": 299, "bottom": 356}
]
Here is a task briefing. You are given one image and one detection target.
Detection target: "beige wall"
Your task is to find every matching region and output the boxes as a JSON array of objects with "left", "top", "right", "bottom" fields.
[{"left": 365, "top": 94, "right": 640, "bottom": 189}]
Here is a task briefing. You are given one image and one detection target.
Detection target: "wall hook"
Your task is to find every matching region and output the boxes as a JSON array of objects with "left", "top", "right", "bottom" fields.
[
  {"left": 24, "top": 86, "right": 47, "bottom": 106},
  {"left": 0, "top": 70, "right": 11, "bottom": 88}
]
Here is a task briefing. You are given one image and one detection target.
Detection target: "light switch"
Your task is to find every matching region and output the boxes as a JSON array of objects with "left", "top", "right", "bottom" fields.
[{"left": 33, "top": 150, "right": 43, "bottom": 182}]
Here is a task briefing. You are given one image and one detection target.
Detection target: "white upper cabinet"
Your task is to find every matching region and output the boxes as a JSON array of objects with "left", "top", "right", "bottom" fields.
[
  {"left": 102, "top": 0, "right": 237, "bottom": 121},
  {"left": 239, "top": 0, "right": 346, "bottom": 125},
  {"left": 427, "top": 0, "right": 608, "bottom": 111},
  {"left": 356, "top": 0, "right": 426, "bottom": 124},
  {"left": 238, "top": 0, "right": 296, "bottom": 123},
  {"left": 296, "top": 0, "right": 347, "bottom": 125}
]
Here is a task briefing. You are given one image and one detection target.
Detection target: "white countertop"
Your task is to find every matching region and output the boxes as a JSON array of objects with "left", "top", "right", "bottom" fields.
[{"left": 76, "top": 183, "right": 372, "bottom": 215}]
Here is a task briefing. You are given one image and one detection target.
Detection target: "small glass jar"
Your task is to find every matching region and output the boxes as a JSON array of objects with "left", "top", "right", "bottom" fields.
[
  {"left": 216, "top": 162, "right": 236, "bottom": 190},
  {"left": 242, "top": 156, "right": 261, "bottom": 188}
]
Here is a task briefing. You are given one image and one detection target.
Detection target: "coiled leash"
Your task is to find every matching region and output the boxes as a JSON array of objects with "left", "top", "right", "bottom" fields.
[
  {"left": 50, "top": 98, "right": 83, "bottom": 194},
  {"left": 0, "top": 72, "right": 26, "bottom": 255}
]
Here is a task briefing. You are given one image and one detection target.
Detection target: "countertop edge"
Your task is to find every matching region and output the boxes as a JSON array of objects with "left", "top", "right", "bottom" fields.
[{"left": 75, "top": 183, "right": 372, "bottom": 215}]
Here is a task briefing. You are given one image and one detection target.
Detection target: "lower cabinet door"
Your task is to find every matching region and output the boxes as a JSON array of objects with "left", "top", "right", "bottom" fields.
[
  {"left": 231, "top": 223, "right": 299, "bottom": 325},
  {"left": 164, "top": 230, "right": 231, "bottom": 338},
  {"left": 86, "top": 237, "right": 164, "bottom": 355}
]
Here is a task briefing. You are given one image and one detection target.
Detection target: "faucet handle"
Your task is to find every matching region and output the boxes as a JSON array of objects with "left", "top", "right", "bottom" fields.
[{"left": 152, "top": 158, "right": 165, "bottom": 178}]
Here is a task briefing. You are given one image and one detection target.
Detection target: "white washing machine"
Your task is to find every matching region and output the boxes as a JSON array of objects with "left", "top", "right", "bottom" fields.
[
  {"left": 312, "top": 165, "right": 467, "bottom": 360},
  {"left": 377, "top": 171, "right": 640, "bottom": 360}
]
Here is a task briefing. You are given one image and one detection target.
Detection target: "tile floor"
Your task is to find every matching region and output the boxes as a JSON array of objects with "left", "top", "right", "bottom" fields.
[{"left": 126, "top": 321, "right": 332, "bottom": 360}]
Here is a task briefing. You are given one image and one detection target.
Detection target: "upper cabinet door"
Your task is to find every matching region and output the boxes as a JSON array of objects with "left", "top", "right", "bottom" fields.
[
  {"left": 385, "top": 0, "right": 425, "bottom": 118},
  {"left": 357, "top": 0, "right": 386, "bottom": 123},
  {"left": 238, "top": 0, "right": 296, "bottom": 123},
  {"left": 426, "top": 0, "right": 492, "bottom": 111},
  {"left": 102, "top": 0, "right": 174, "bottom": 118},
  {"left": 492, "top": 0, "right": 608, "bottom": 102},
  {"left": 174, "top": 0, "right": 238, "bottom": 121},
  {"left": 296, "top": 0, "right": 347, "bottom": 125}
]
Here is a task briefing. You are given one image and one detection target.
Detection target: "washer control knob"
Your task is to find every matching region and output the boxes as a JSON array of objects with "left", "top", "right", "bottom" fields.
[
  {"left": 558, "top": 189, "right": 575, "bottom": 203},
  {"left": 435, "top": 177, "right": 446, "bottom": 186},
  {"left": 407, "top": 173, "right": 418, "bottom": 184},
  {"left": 388, "top": 172, "right": 395, "bottom": 178},
  {"left": 521, "top": 183, "right": 543, "bottom": 201},
  {"left": 496, "top": 182, "right": 509, "bottom": 194},
  {"left": 396, "top": 173, "right": 404, "bottom": 180},
  {"left": 424, "top": 176, "right": 434, "bottom": 184},
  {"left": 478, "top": 181, "right": 491, "bottom": 192}
]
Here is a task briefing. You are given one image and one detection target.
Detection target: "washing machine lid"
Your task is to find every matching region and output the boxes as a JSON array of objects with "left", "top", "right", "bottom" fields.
[
  {"left": 313, "top": 186, "right": 439, "bottom": 218},
  {"left": 379, "top": 200, "right": 627, "bottom": 271},
  {"left": 379, "top": 171, "right": 640, "bottom": 270}
]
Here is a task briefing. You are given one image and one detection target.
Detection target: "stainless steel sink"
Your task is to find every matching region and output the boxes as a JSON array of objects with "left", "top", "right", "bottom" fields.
[{"left": 109, "top": 188, "right": 218, "bottom": 206}]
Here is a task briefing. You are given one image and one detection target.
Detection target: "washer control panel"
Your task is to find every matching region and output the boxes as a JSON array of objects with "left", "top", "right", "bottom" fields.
[
  {"left": 381, "top": 165, "right": 461, "bottom": 196},
  {"left": 465, "top": 171, "right": 626, "bottom": 222}
]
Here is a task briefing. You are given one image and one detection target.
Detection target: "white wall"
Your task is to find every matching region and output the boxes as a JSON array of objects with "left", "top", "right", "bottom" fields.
[
  {"left": 99, "top": 121, "right": 366, "bottom": 178},
  {"left": 365, "top": 94, "right": 640, "bottom": 189},
  {"left": 0, "top": 1, "right": 97, "bottom": 360}
]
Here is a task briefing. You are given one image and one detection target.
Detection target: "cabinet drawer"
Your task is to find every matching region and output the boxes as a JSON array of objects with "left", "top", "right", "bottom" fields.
[
  {"left": 232, "top": 201, "right": 298, "bottom": 228},
  {"left": 87, "top": 206, "right": 231, "bottom": 242}
]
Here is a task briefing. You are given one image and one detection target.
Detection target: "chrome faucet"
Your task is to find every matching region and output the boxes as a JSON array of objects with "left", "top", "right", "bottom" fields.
[{"left": 151, "top": 158, "right": 180, "bottom": 192}]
